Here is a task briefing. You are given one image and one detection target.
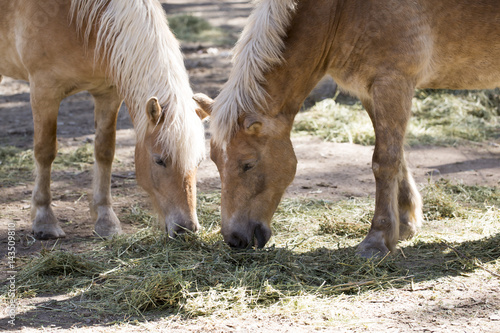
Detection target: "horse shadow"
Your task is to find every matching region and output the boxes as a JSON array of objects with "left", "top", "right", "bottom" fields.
[{"left": 1, "top": 231, "right": 498, "bottom": 330}]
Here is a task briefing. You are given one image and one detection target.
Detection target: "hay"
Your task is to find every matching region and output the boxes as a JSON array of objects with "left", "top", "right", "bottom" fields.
[
  {"left": 293, "top": 89, "right": 500, "bottom": 146},
  {"left": 4, "top": 186, "right": 499, "bottom": 319},
  {"left": 0, "top": 146, "right": 34, "bottom": 185},
  {"left": 168, "top": 14, "right": 233, "bottom": 46},
  {"left": 15, "top": 250, "right": 104, "bottom": 295}
]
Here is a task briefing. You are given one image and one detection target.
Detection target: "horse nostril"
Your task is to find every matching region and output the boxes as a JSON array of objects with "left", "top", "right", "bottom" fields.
[
  {"left": 227, "top": 232, "right": 250, "bottom": 249},
  {"left": 253, "top": 223, "right": 271, "bottom": 248},
  {"left": 225, "top": 223, "right": 271, "bottom": 249},
  {"left": 169, "top": 224, "right": 187, "bottom": 238}
]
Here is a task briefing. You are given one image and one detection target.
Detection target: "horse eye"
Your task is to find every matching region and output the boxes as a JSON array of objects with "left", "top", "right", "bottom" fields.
[
  {"left": 154, "top": 155, "right": 167, "bottom": 168},
  {"left": 242, "top": 162, "right": 255, "bottom": 172}
]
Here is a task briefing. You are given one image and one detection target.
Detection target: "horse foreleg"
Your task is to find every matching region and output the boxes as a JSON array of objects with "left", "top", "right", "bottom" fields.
[
  {"left": 398, "top": 162, "right": 423, "bottom": 240},
  {"left": 90, "top": 88, "right": 123, "bottom": 237},
  {"left": 357, "top": 80, "right": 414, "bottom": 257},
  {"left": 30, "top": 86, "right": 65, "bottom": 239}
]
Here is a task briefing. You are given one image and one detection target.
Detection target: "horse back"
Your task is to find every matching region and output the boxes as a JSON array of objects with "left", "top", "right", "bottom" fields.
[
  {"left": 419, "top": 0, "right": 500, "bottom": 89},
  {"left": 327, "top": 0, "right": 500, "bottom": 93},
  {"left": 0, "top": 0, "right": 101, "bottom": 86}
]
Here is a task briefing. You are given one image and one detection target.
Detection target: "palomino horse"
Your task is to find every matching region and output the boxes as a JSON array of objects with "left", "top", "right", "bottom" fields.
[
  {"left": 195, "top": 0, "right": 500, "bottom": 257},
  {"left": 0, "top": 0, "right": 206, "bottom": 239}
]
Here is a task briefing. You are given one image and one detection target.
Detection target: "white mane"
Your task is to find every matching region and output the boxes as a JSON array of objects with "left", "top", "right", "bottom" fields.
[
  {"left": 210, "top": 0, "right": 298, "bottom": 147},
  {"left": 70, "top": 0, "right": 205, "bottom": 173}
]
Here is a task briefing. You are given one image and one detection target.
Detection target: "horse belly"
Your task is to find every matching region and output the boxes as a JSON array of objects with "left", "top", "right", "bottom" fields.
[
  {"left": 0, "top": 1, "right": 30, "bottom": 80},
  {"left": 419, "top": 59, "right": 500, "bottom": 90},
  {"left": 418, "top": 0, "right": 500, "bottom": 90}
]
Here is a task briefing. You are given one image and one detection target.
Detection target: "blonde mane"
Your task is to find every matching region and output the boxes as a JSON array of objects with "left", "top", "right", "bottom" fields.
[
  {"left": 70, "top": 0, "right": 205, "bottom": 173},
  {"left": 210, "top": 0, "right": 298, "bottom": 147}
]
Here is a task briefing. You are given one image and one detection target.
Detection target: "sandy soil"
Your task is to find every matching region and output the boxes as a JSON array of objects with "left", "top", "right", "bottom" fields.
[{"left": 1, "top": 1, "right": 499, "bottom": 332}]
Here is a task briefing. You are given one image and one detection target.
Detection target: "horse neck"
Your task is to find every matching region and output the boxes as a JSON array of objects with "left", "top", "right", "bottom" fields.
[
  {"left": 72, "top": 0, "right": 194, "bottom": 126},
  {"left": 71, "top": 0, "right": 205, "bottom": 173},
  {"left": 262, "top": 0, "right": 342, "bottom": 119}
]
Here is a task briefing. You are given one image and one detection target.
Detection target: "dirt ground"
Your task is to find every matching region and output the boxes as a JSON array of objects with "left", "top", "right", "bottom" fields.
[{"left": 1, "top": 1, "right": 500, "bottom": 332}]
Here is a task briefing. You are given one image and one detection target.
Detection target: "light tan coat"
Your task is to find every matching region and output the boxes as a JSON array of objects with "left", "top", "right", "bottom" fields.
[
  {"left": 0, "top": 0, "right": 206, "bottom": 239},
  {"left": 198, "top": 0, "right": 500, "bottom": 256}
]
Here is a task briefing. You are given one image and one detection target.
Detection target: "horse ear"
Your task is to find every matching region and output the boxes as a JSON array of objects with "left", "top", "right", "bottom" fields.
[
  {"left": 146, "top": 97, "right": 162, "bottom": 124},
  {"left": 195, "top": 108, "right": 210, "bottom": 120},
  {"left": 244, "top": 117, "right": 263, "bottom": 135},
  {"left": 193, "top": 93, "right": 213, "bottom": 116}
]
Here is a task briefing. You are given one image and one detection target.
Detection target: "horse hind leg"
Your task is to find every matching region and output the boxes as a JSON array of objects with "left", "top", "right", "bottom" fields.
[
  {"left": 398, "top": 162, "right": 423, "bottom": 240},
  {"left": 90, "top": 88, "right": 123, "bottom": 237},
  {"left": 30, "top": 85, "right": 66, "bottom": 239}
]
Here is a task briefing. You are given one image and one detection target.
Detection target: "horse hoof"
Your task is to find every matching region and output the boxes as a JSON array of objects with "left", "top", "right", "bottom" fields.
[
  {"left": 94, "top": 220, "right": 123, "bottom": 238},
  {"left": 33, "top": 225, "right": 66, "bottom": 240},
  {"left": 94, "top": 224, "right": 123, "bottom": 238},
  {"left": 356, "top": 246, "right": 389, "bottom": 259},
  {"left": 356, "top": 234, "right": 390, "bottom": 258},
  {"left": 93, "top": 207, "right": 123, "bottom": 238}
]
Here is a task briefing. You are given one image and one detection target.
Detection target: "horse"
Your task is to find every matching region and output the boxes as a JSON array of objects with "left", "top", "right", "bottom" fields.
[
  {"left": 194, "top": 0, "right": 500, "bottom": 257},
  {"left": 0, "top": 0, "right": 207, "bottom": 240}
]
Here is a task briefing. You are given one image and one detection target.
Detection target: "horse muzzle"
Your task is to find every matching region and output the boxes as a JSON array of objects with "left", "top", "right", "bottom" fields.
[
  {"left": 222, "top": 220, "right": 272, "bottom": 249},
  {"left": 165, "top": 212, "right": 200, "bottom": 238}
]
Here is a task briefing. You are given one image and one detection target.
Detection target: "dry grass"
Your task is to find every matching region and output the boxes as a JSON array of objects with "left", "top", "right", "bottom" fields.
[
  {"left": 168, "top": 15, "right": 233, "bottom": 46},
  {"left": 1, "top": 90, "right": 499, "bottom": 326},
  {"left": 0, "top": 146, "right": 34, "bottom": 185},
  {"left": 294, "top": 89, "right": 500, "bottom": 146},
  {"left": 5, "top": 182, "right": 499, "bottom": 320},
  {"left": 53, "top": 143, "right": 94, "bottom": 170}
]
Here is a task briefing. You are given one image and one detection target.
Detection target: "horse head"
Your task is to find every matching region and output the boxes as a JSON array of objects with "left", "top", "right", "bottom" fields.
[
  {"left": 195, "top": 94, "right": 297, "bottom": 249},
  {"left": 135, "top": 97, "right": 208, "bottom": 238}
]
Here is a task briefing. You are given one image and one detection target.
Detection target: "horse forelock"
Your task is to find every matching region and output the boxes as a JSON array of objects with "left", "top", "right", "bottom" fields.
[
  {"left": 70, "top": 0, "right": 205, "bottom": 174},
  {"left": 210, "top": 0, "right": 298, "bottom": 148}
]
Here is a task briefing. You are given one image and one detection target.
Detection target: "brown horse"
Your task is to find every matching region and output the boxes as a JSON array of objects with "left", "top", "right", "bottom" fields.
[
  {"left": 195, "top": 0, "right": 500, "bottom": 257},
  {"left": 0, "top": 0, "right": 207, "bottom": 239}
]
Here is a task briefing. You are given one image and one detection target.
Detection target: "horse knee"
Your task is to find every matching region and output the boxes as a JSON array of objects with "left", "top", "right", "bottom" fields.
[
  {"left": 372, "top": 160, "right": 401, "bottom": 181},
  {"left": 94, "top": 145, "right": 115, "bottom": 165},
  {"left": 33, "top": 138, "right": 58, "bottom": 165}
]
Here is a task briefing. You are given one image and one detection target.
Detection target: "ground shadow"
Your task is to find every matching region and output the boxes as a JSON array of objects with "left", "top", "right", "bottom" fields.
[{"left": 1, "top": 231, "right": 498, "bottom": 330}]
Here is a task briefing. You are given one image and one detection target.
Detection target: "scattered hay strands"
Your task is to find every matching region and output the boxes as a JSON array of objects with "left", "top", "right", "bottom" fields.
[
  {"left": 2, "top": 88, "right": 499, "bottom": 320},
  {"left": 293, "top": 89, "right": 500, "bottom": 146},
  {"left": 7, "top": 182, "right": 499, "bottom": 318}
]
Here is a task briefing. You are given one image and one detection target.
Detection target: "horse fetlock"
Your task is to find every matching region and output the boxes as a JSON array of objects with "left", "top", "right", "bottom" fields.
[
  {"left": 89, "top": 199, "right": 109, "bottom": 221},
  {"left": 398, "top": 206, "right": 423, "bottom": 241},
  {"left": 399, "top": 221, "right": 418, "bottom": 241},
  {"left": 399, "top": 213, "right": 422, "bottom": 241},
  {"left": 32, "top": 207, "right": 66, "bottom": 240},
  {"left": 371, "top": 217, "right": 396, "bottom": 232},
  {"left": 94, "top": 206, "right": 122, "bottom": 238}
]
